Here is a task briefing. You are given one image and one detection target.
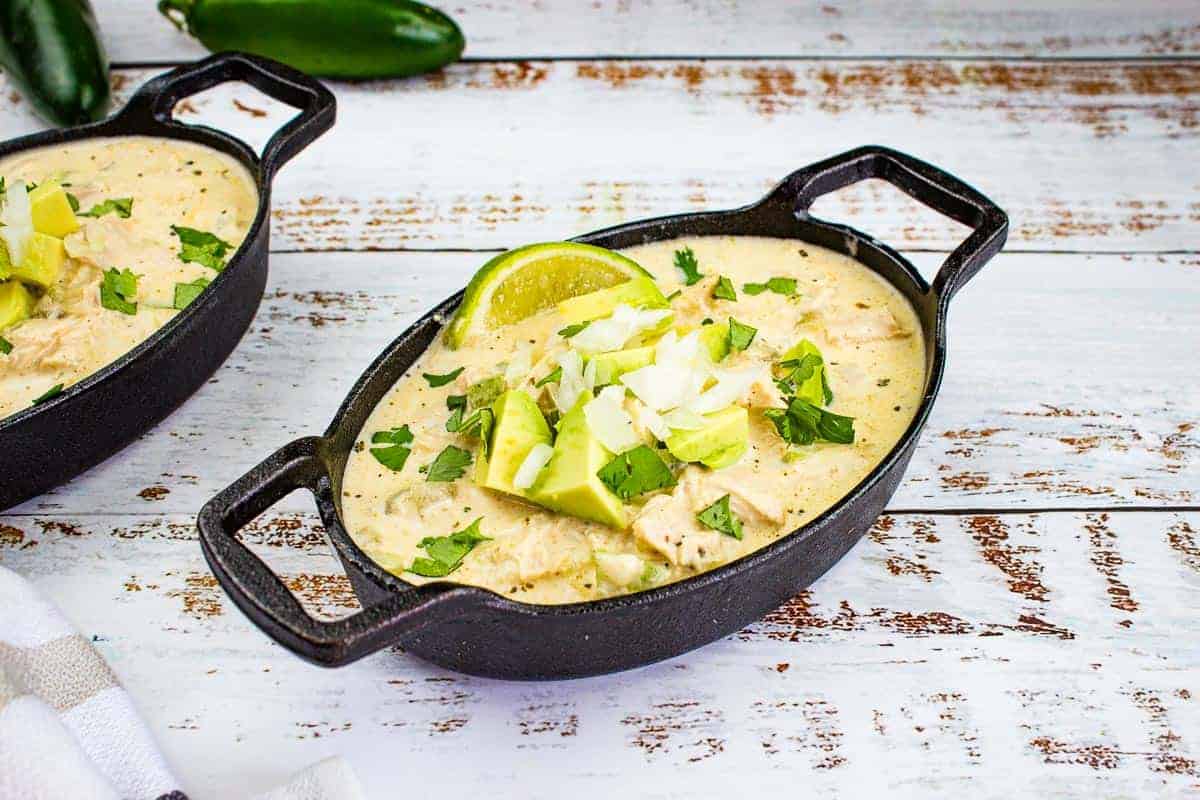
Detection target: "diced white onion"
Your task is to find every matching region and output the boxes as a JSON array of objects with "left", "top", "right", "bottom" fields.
[
  {"left": 568, "top": 304, "right": 672, "bottom": 355},
  {"left": 1, "top": 182, "right": 34, "bottom": 266},
  {"left": 582, "top": 356, "right": 598, "bottom": 393},
  {"left": 619, "top": 362, "right": 700, "bottom": 412},
  {"left": 687, "top": 365, "right": 766, "bottom": 414},
  {"left": 633, "top": 400, "right": 671, "bottom": 441},
  {"left": 549, "top": 350, "right": 587, "bottom": 413},
  {"left": 503, "top": 345, "right": 533, "bottom": 386},
  {"left": 513, "top": 442, "right": 555, "bottom": 490},
  {"left": 584, "top": 385, "right": 639, "bottom": 453}
]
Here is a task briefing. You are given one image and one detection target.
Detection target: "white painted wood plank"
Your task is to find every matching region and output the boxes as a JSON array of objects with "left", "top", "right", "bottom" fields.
[
  {"left": 1, "top": 510, "right": 1196, "bottom": 797},
  {"left": 5, "top": 250, "right": 1195, "bottom": 517},
  {"left": 93, "top": 0, "right": 1200, "bottom": 63},
  {"left": 3, "top": 60, "right": 1197, "bottom": 253}
]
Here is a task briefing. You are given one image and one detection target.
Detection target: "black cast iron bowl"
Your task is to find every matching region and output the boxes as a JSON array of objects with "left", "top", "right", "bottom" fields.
[
  {"left": 199, "top": 146, "right": 1007, "bottom": 680},
  {"left": 0, "top": 52, "right": 334, "bottom": 511}
]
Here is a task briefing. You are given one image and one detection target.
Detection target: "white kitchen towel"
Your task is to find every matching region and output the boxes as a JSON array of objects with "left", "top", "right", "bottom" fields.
[{"left": 0, "top": 565, "right": 364, "bottom": 800}]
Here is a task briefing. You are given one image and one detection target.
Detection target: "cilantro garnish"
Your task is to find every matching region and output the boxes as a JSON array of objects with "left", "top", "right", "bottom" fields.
[
  {"left": 423, "top": 445, "right": 473, "bottom": 482},
  {"left": 674, "top": 247, "right": 703, "bottom": 286},
  {"left": 728, "top": 318, "right": 757, "bottom": 352},
  {"left": 712, "top": 276, "right": 737, "bottom": 302},
  {"left": 99, "top": 268, "right": 138, "bottom": 315},
  {"left": 535, "top": 366, "right": 562, "bottom": 387},
  {"left": 369, "top": 424, "right": 414, "bottom": 471},
  {"left": 775, "top": 340, "right": 832, "bottom": 406},
  {"left": 0, "top": 336, "right": 11, "bottom": 355},
  {"left": 423, "top": 366, "right": 464, "bottom": 387},
  {"left": 65, "top": 192, "right": 80, "bottom": 212},
  {"left": 743, "top": 277, "right": 798, "bottom": 297},
  {"left": 80, "top": 197, "right": 133, "bottom": 219},
  {"left": 763, "top": 398, "right": 855, "bottom": 446},
  {"left": 597, "top": 445, "right": 677, "bottom": 500},
  {"left": 408, "top": 518, "right": 490, "bottom": 578},
  {"left": 444, "top": 394, "right": 467, "bottom": 431},
  {"left": 558, "top": 321, "right": 590, "bottom": 338},
  {"left": 171, "top": 225, "right": 233, "bottom": 272},
  {"left": 32, "top": 383, "right": 64, "bottom": 405},
  {"left": 696, "top": 494, "right": 743, "bottom": 540},
  {"left": 665, "top": 289, "right": 681, "bottom": 301},
  {"left": 173, "top": 277, "right": 211, "bottom": 309}
]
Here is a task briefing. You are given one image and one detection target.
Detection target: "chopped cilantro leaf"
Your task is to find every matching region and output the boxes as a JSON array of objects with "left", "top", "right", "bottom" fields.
[
  {"left": 712, "top": 275, "right": 737, "bottom": 302},
  {"left": 408, "top": 518, "right": 490, "bottom": 577},
  {"left": 763, "top": 398, "right": 855, "bottom": 447},
  {"left": 171, "top": 225, "right": 233, "bottom": 272},
  {"left": 558, "top": 321, "right": 590, "bottom": 338},
  {"left": 172, "top": 277, "right": 211, "bottom": 309},
  {"left": 535, "top": 366, "right": 563, "bottom": 387},
  {"left": 665, "top": 289, "right": 681, "bottom": 301},
  {"left": 32, "top": 383, "right": 63, "bottom": 405},
  {"left": 423, "top": 366, "right": 464, "bottom": 387},
  {"left": 65, "top": 192, "right": 80, "bottom": 213},
  {"left": 423, "top": 445, "right": 473, "bottom": 482},
  {"left": 0, "top": 336, "right": 11, "bottom": 355},
  {"left": 674, "top": 247, "right": 703, "bottom": 286},
  {"left": 696, "top": 494, "right": 743, "bottom": 540},
  {"left": 743, "top": 276, "right": 798, "bottom": 297},
  {"left": 369, "top": 424, "right": 414, "bottom": 471},
  {"left": 80, "top": 197, "right": 133, "bottom": 219},
  {"left": 597, "top": 445, "right": 677, "bottom": 500},
  {"left": 728, "top": 318, "right": 757, "bottom": 351},
  {"left": 447, "top": 394, "right": 467, "bottom": 410},
  {"left": 99, "top": 268, "right": 138, "bottom": 315}
]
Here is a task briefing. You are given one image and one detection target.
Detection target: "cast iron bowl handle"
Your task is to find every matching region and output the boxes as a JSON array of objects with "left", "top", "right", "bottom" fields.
[
  {"left": 197, "top": 437, "right": 478, "bottom": 667},
  {"left": 116, "top": 51, "right": 335, "bottom": 180},
  {"left": 771, "top": 145, "right": 1008, "bottom": 303}
]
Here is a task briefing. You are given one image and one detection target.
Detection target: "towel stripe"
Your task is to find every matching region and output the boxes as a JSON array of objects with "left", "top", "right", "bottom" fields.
[{"left": 0, "top": 635, "right": 117, "bottom": 712}]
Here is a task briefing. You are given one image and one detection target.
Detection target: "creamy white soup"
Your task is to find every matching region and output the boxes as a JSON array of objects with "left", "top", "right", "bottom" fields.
[
  {"left": 0, "top": 135, "right": 257, "bottom": 418},
  {"left": 342, "top": 236, "right": 925, "bottom": 604}
]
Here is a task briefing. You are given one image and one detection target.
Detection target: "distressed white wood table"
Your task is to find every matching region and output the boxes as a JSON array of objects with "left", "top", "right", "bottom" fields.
[{"left": 2, "top": 3, "right": 1198, "bottom": 797}]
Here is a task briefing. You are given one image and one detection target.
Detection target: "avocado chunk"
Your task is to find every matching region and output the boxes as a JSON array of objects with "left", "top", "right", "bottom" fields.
[
  {"left": 587, "top": 345, "right": 655, "bottom": 386},
  {"left": 558, "top": 275, "right": 668, "bottom": 325},
  {"left": 528, "top": 399, "right": 628, "bottom": 529},
  {"left": 0, "top": 240, "right": 11, "bottom": 281},
  {"left": 666, "top": 405, "right": 749, "bottom": 469},
  {"left": 674, "top": 322, "right": 730, "bottom": 363},
  {"left": 29, "top": 181, "right": 80, "bottom": 238},
  {"left": 0, "top": 280, "right": 36, "bottom": 331},
  {"left": 778, "top": 339, "right": 828, "bottom": 406},
  {"left": 475, "top": 389, "right": 553, "bottom": 497},
  {"left": 10, "top": 233, "right": 65, "bottom": 289}
]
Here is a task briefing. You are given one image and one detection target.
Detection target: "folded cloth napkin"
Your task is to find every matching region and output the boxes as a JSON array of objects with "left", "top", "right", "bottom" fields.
[{"left": 0, "top": 566, "right": 364, "bottom": 800}]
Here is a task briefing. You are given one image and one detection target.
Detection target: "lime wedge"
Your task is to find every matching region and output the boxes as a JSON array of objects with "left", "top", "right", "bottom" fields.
[{"left": 445, "top": 242, "right": 653, "bottom": 348}]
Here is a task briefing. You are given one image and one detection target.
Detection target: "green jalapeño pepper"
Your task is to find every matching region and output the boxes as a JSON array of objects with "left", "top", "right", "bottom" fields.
[
  {"left": 0, "top": 0, "right": 111, "bottom": 126},
  {"left": 159, "top": 0, "right": 465, "bottom": 79}
]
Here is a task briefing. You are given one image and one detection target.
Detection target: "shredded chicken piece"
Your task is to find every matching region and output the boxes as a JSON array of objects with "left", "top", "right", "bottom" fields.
[
  {"left": 632, "top": 465, "right": 782, "bottom": 568},
  {"left": 823, "top": 304, "right": 910, "bottom": 344}
]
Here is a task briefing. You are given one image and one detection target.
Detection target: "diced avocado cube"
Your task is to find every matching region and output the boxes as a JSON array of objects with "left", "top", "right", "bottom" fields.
[
  {"left": 558, "top": 275, "right": 668, "bottom": 325},
  {"left": 0, "top": 239, "right": 11, "bottom": 281},
  {"left": 528, "top": 399, "right": 628, "bottom": 529},
  {"left": 674, "top": 322, "right": 730, "bottom": 363},
  {"left": 0, "top": 280, "right": 36, "bottom": 331},
  {"left": 587, "top": 345, "right": 655, "bottom": 386},
  {"left": 666, "top": 405, "right": 749, "bottom": 469},
  {"left": 698, "top": 322, "right": 730, "bottom": 362},
  {"left": 11, "top": 233, "right": 65, "bottom": 289},
  {"left": 29, "top": 181, "right": 80, "bottom": 238},
  {"left": 475, "top": 389, "right": 552, "bottom": 497}
]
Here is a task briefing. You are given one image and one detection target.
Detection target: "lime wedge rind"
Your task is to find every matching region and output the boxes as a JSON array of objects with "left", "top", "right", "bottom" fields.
[{"left": 446, "top": 242, "right": 653, "bottom": 348}]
